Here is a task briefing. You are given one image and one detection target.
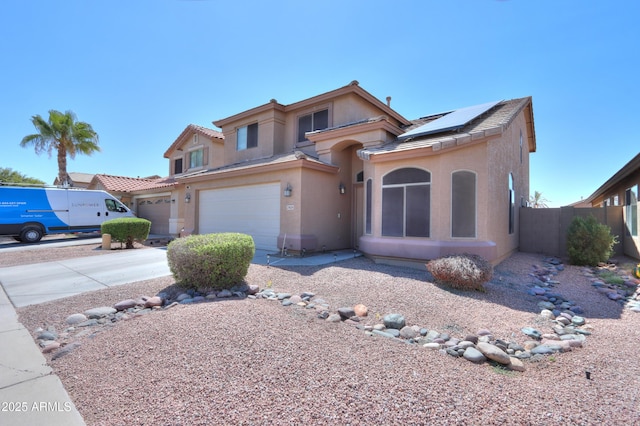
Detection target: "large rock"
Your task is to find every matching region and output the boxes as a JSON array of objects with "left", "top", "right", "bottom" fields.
[
  {"left": 84, "top": 307, "right": 116, "bottom": 319},
  {"left": 144, "top": 296, "right": 163, "bottom": 308},
  {"left": 521, "top": 327, "right": 542, "bottom": 340},
  {"left": 114, "top": 299, "right": 137, "bottom": 311},
  {"left": 326, "top": 314, "right": 342, "bottom": 323},
  {"left": 477, "top": 342, "right": 511, "bottom": 365},
  {"left": 337, "top": 307, "right": 356, "bottom": 320},
  {"left": 383, "top": 314, "right": 405, "bottom": 330},
  {"left": 354, "top": 304, "right": 368, "bottom": 317},
  {"left": 531, "top": 344, "right": 562, "bottom": 355},
  {"left": 65, "top": 313, "right": 88, "bottom": 325},
  {"left": 508, "top": 357, "right": 526, "bottom": 372},
  {"left": 541, "top": 339, "right": 581, "bottom": 351},
  {"left": 399, "top": 326, "right": 418, "bottom": 339},
  {"left": 463, "top": 347, "right": 486, "bottom": 364}
]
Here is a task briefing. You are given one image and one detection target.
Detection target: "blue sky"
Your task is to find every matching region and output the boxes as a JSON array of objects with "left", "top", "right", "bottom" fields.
[{"left": 1, "top": 0, "right": 637, "bottom": 207}]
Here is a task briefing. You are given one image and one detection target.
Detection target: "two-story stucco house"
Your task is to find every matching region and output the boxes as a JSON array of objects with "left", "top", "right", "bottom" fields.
[{"left": 162, "top": 81, "right": 536, "bottom": 264}]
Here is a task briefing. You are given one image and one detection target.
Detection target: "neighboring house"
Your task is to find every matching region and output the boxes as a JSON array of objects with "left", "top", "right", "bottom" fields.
[
  {"left": 53, "top": 172, "right": 94, "bottom": 188},
  {"left": 162, "top": 81, "right": 536, "bottom": 264},
  {"left": 583, "top": 152, "right": 640, "bottom": 259},
  {"left": 87, "top": 174, "right": 176, "bottom": 235}
]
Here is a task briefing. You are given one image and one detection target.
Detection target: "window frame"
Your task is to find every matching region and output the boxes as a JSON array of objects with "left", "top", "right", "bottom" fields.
[
  {"left": 296, "top": 107, "right": 330, "bottom": 143},
  {"left": 189, "top": 148, "right": 204, "bottom": 169},
  {"left": 625, "top": 185, "right": 638, "bottom": 237},
  {"left": 173, "top": 157, "right": 183, "bottom": 175},
  {"left": 508, "top": 173, "right": 515, "bottom": 235},
  {"left": 381, "top": 167, "right": 431, "bottom": 238},
  {"left": 237, "top": 122, "right": 258, "bottom": 151},
  {"left": 365, "top": 178, "right": 372, "bottom": 235},
  {"left": 451, "top": 170, "right": 477, "bottom": 238}
]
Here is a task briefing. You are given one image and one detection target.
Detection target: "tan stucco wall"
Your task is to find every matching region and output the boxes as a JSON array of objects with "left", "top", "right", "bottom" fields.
[
  {"left": 166, "top": 134, "right": 225, "bottom": 177},
  {"left": 177, "top": 161, "right": 349, "bottom": 252},
  {"left": 220, "top": 107, "right": 287, "bottom": 165},
  {"left": 486, "top": 112, "right": 531, "bottom": 262},
  {"left": 359, "top": 111, "right": 532, "bottom": 264}
]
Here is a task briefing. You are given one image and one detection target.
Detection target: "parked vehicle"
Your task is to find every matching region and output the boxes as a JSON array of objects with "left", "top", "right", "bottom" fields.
[{"left": 0, "top": 184, "right": 135, "bottom": 243}]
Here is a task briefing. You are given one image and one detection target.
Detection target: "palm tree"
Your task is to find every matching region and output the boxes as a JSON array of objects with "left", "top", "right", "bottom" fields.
[
  {"left": 20, "top": 110, "right": 100, "bottom": 186},
  {"left": 528, "top": 190, "right": 550, "bottom": 208}
]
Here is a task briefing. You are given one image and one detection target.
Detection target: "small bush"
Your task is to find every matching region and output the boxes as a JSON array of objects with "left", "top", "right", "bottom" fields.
[
  {"left": 426, "top": 253, "right": 493, "bottom": 291},
  {"left": 167, "top": 233, "right": 255, "bottom": 290},
  {"left": 101, "top": 217, "right": 151, "bottom": 249},
  {"left": 566, "top": 215, "right": 618, "bottom": 266}
]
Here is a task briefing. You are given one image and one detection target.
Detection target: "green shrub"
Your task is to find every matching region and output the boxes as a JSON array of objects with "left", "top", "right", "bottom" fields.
[
  {"left": 566, "top": 215, "right": 618, "bottom": 266},
  {"left": 101, "top": 217, "right": 151, "bottom": 249},
  {"left": 426, "top": 253, "right": 493, "bottom": 291},
  {"left": 167, "top": 233, "right": 255, "bottom": 290}
]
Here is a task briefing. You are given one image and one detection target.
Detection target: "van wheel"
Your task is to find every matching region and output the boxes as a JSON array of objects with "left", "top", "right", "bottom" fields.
[{"left": 20, "top": 226, "right": 43, "bottom": 243}]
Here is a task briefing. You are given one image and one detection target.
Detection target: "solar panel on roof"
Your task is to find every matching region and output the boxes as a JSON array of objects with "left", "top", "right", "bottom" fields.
[{"left": 398, "top": 100, "right": 501, "bottom": 141}]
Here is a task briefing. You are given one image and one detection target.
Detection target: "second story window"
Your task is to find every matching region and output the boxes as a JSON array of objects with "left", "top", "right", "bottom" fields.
[
  {"left": 298, "top": 109, "right": 328, "bottom": 142},
  {"left": 189, "top": 148, "right": 203, "bottom": 168},
  {"left": 174, "top": 158, "right": 183, "bottom": 174},
  {"left": 237, "top": 123, "right": 258, "bottom": 151}
]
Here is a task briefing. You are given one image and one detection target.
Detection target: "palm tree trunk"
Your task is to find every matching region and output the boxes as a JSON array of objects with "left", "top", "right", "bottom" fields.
[{"left": 57, "top": 146, "right": 69, "bottom": 186}]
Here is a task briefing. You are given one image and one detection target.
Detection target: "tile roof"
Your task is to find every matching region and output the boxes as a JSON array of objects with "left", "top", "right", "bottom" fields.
[
  {"left": 359, "top": 97, "right": 532, "bottom": 159},
  {"left": 164, "top": 124, "right": 224, "bottom": 158},
  {"left": 92, "top": 174, "right": 176, "bottom": 193},
  {"left": 178, "top": 151, "right": 333, "bottom": 181}
]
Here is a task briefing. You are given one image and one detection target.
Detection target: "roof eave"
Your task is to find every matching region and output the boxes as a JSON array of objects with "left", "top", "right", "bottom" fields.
[
  {"left": 213, "top": 100, "right": 286, "bottom": 128},
  {"left": 585, "top": 152, "right": 640, "bottom": 203},
  {"left": 164, "top": 124, "right": 224, "bottom": 158}
]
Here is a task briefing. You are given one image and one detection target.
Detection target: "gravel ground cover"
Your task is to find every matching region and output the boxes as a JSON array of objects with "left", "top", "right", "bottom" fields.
[{"left": 10, "top": 245, "right": 640, "bottom": 425}]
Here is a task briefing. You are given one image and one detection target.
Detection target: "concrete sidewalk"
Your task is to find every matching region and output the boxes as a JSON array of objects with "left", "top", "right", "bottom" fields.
[
  {"left": 0, "top": 284, "right": 86, "bottom": 425},
  {"left": 0, "top": 243, "right": 361, "bottom": 425}
]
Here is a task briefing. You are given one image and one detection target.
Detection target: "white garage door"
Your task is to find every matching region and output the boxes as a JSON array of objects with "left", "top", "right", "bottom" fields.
[{"left": 199, "top": 183, "right": 280, "bottom": 250}]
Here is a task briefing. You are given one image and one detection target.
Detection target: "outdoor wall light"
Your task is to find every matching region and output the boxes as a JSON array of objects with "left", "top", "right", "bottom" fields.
[
  {"left": 284, "top": 183, "right": 292, "bottom": 197},
  {"left": 339, "top": 183, "right": 346, "bottom": 195},
  {"left": 185, "top": 193, "right": 191, "bottom": 203}
]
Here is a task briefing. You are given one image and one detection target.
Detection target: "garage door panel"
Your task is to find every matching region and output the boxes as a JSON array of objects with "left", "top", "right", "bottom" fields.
[
  {"left": 137, "top": 197, "right": 171, "bottom": 235},
  {"left": 199, "top": 184, "right": 280, "bottom": 250}
]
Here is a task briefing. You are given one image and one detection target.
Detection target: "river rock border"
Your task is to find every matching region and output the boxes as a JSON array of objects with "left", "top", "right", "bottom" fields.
[{"left": 34, "top": 257, "right": 638, "bottom": 371}]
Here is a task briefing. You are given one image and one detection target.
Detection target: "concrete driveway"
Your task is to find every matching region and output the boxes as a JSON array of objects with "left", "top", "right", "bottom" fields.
[
  {"left": 0, "top": 234, "right": 360, "bottom": 308},
  {"left": 0, "top": 248, "right": 171, "bottom": 308}
]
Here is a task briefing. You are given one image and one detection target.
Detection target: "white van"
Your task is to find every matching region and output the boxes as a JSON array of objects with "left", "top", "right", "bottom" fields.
[{"left": 0, "top": 185, "right": 135, "bottom": 243}]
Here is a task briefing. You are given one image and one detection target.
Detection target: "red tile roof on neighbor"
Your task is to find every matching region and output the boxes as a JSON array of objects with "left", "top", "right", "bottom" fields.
[
  {"left": 164, "top": 124, "right": 224, "bottom": 158},
  {"left": 92, "top": 174, "right": 176, "bottom": 193}
]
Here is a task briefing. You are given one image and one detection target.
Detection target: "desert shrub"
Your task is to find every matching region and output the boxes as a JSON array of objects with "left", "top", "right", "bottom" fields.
[
  {"left": 566, "top": 215, "right": 618, "bottom": 266},
  {"left": 426, "top": 253, "right": 493, "bottom": 291},
  {"left": 167, "top": 233, "right": 255, "bottom": 290},
  {"left": 101, "top": 217, "right": 151, "bottom": 249}
]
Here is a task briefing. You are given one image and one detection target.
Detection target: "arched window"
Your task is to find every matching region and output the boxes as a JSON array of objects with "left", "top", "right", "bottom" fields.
[
  {"left": 452, "top": 171, "right": 476, "bottom": 238},
  {"left": 509, "top": 173, "right": 515, "bottom": 234},
  {"left": 382, "top": 168, "right": 430, "bottom": 237}
]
